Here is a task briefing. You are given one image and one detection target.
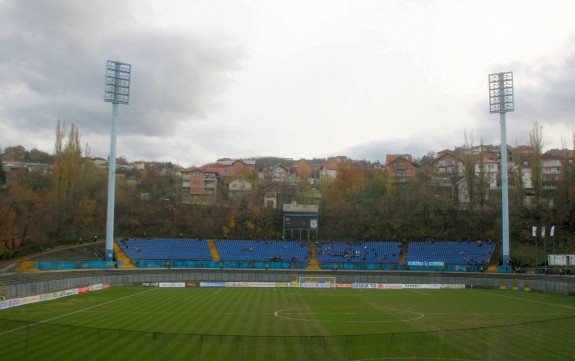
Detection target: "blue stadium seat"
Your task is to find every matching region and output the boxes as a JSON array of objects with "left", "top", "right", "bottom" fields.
[
  {"left": 316, "top": 241, "right": 402, "bottom": 263},
  {"left": 406, "top": 241, "right": 496, "bottom": 265},
  {"left": 215, "top": 240, "right": 309, "bottom": 262},
  {"left": 116, "top": 239, "right": 212, "bottom": 260}
]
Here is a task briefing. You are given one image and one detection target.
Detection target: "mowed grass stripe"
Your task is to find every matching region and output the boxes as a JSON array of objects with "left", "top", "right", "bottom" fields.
[
  {"left": 340, "top": 290, "right": 487, "bottom": 360},
  {"left": 9, "top": 289, "right": 165, "bottom": 361},
  {"left": 3, "top": 286, "right": 575, "bottom": 361},
  {"left": 183, "top": 288, "right": 246, "bottom": 360},
  {"left": 66, "top": 288, "right": 160, "bottom": 331}
]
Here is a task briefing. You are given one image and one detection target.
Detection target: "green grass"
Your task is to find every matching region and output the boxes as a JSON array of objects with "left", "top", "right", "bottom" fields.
[{"left": 1, "top": 287, "right": 575, "bottom": 360}]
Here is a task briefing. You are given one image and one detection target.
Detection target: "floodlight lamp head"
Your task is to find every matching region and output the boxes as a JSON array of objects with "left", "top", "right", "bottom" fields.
[
  {"left": 488, "top": 71, "right": 514, "bottom": 113},
  {"left": 104, "top": 60, "right": 131, "bottom": 105}
]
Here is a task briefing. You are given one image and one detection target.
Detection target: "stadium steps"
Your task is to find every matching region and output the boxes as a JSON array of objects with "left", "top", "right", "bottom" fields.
[
  {"left": 113, "top": 243, "right": 136, "bottom": 268},
  {"left": 208, "top": 239, "right": 220, "bottom": 261},
  {"left": 399, "top": 242, "right": 409, "bottom": 265},
  {"left": 486, "top": 242, "right": 501, "bottom": 273},
  {"left": 306, "top": 243, "right": 320, "bottom": 270},
  {"left": 14, "top": 261, "right": 39, "bottom": 272}
]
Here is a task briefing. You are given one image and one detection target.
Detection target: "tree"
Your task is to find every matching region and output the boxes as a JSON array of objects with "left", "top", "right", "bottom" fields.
[
  {"left": 511, "top": 145, "right": 528, "bottom": 209},
  {"left": 294, "top": 160, "right": 313, "bottom": 181},
  {"left": 0, "top": 183, "right": 47, "bottom": 248},
  {"left": 28, "top": 148, "right": 52, "bottom": 163},
  {"left": 2, "top": 145, "right": 27, "bottom": 161},
  {"left": 0, "top": 149, "right": 6, "bottom": 185},
  {"left": 528, "top": 122, "right": 543, "bottom": 210},
  {"left": 476, "top": 138, "right": 489, "bottom": 207},
  {"left": 50, "top": 121, "right": 83, "bottom": 237},
  {"left": 460, "top": 130, "right": 476, "bottom": 205},
  {"left": 553, "top": 133, "right": 575, "bottom": 237},
  {"left": 324, "top": 161, "right": 367, "bottom": 239}
]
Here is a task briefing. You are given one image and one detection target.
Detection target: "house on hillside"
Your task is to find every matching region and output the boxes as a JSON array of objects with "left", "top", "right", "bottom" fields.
[
  {"left": 386, "top": 154, "right": 418, "bottom": 184},
  {"left": 227, "top": 177, "right": 254, "bottom": 200},
  {"left": 1, "top": 160, "right": 52, "bottom": 181},
  {"left": 456, "top": 176, "right": 489, "bottom": 209},
  {"left": 318, "top": 156, "right": 349, "bottom": 182},
  {"left": 262, "top": 183, "right": 298, "bottom": 209},
  {"left": 284, "top": 174, "right": 301, "bottom": 186},
  {"left": 319, "top": 164, "right": 338, "bottom": 181},
  {"left": 91, "top": 157, "right": 108, "bottom": 168},
  {"left": 218, "top": 158, "right": 257, "bottom": 177},
  {"left": 181, "top": 167, "right": 222, "bottom": 205},
  {"left": 417, "top": 155, "right": 435, "bottom": 182},
  {"left": 475, "top": 155, "right": 499, "bottom": 189},
  {"left": 541, "top": 150, "right": 563, "bottom": 187},
  {"left": 432, "top": 151, "right": 464, "bottom": 185},
  {"left": 133, "top": 161, "right": 145, "bottom": 171},
  {"left": 260, "top": 164, "right": 290, "bottom": 183}
]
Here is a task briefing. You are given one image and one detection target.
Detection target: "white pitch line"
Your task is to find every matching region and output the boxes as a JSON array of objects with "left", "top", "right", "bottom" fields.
[
  {"left": 0, "top": 288, "right": 158, "bottom": 336},
  {"left": 408, "top": 289, "right": 430, "bottom": 296},
  {"left": 66, "top": 310, "right": 275, "bottom": 314},
  {"left": 352, "top": 357, "right": 478, "bottom": 361},
  {"left": 274, "top": 307, "right": 425, "bottom": 323},
  {"left": 469, "top": 289, "right": 575, "bottom": 310}
]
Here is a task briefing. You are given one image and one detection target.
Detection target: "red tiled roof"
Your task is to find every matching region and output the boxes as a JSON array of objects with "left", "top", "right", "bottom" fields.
[{"left": 386, "top": 154, "right": 412, "bottom": 164}]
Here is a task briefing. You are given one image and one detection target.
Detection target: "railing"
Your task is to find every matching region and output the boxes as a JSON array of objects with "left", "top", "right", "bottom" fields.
[
  {"left": 2, "top": 269, "right": 575, "bottom": 299},
  {"left": 1, "top": 317, "right": 573, "bottom": 361}
]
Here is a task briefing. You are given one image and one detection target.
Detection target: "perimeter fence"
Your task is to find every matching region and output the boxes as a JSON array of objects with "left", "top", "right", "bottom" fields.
[
  {"left": 3, "top": 269, "right": 575, "bottom": 298},
  {"left": 1, "top": 316, "right": 574, "bottom": 361}
]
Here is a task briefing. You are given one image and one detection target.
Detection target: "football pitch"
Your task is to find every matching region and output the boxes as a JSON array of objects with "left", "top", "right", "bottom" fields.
[{"left": 1, "top": 286, "right": 575, "bottom": 360}]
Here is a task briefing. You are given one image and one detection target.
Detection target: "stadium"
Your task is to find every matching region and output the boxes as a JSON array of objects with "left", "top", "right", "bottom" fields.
[{"left": 1, "top": 237, "right": 575, "bottom": 361}]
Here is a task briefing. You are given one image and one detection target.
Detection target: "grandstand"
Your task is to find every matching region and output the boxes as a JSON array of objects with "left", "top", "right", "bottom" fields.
[
  {"left": 8, "top": 238, "right": 503, "bottom": 273},
  {"left": 407, "top": 241, "right": 496, "bottom": 266}
]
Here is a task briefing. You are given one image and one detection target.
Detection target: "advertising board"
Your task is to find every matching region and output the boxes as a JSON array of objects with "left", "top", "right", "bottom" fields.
[
  {"left": 226, "top": 282, "right": 277, "bottom": 288},
  {"left": 159, "top": 282, "right": 186, "bottom": 288},
  {"left": 200, "top": 282, "right": 226, "bottom": 287},
  {"left": 350, "top": 283, "right": 465, "bottom": 290},
  {"left": 408, "top": 261, "right": 445, "bottom": 267}
]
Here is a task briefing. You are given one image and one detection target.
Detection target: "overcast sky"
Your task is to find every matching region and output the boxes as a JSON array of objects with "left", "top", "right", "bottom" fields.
[{"left": 1, "top": 0, "right": 574, "bottom": 166}]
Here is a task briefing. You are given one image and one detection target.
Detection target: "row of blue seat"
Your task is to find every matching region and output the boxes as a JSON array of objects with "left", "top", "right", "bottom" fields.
[
  {"left": 407, "top": 241, "right": 496, "bottom": 265},
  {"left": 216, "top": 240, "right": 309, "bottom": 262},
  {"left": 317, "top": 242, "right": 402, "bottom": 263},
  {"left": 116, "top": 239, "right": 495, "bottom": 265},
  {"left": 117, "top": 239, "right": 212, "bottom": 260}
]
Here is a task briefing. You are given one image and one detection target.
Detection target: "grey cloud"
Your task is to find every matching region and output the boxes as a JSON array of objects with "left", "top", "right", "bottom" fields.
[
  {"left": 484, "top": 39, "right": 575, "bottom": 128},
  {"left": 342, "top": 42, "right": 575, "bottom": 163},
  {"left": 344, "top": 135, "right": 446, "bottom": 163},
  {"left": 519, "top": 54, "right": 575, "bottom": 125},
  {"left": 0, "top": 0, "right": 244, "bottom": 138},
  {"left": 469, "top": 42, "right": 575, "bottom": 148}
]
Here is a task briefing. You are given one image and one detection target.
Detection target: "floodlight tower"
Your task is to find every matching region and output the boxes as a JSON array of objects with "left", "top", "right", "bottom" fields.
[
  {"left": 104, "top": 60, "right": 132, "bottom": 261},
  {"left": 488, "top": 72, "right": 514, "bottom": 269}
]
